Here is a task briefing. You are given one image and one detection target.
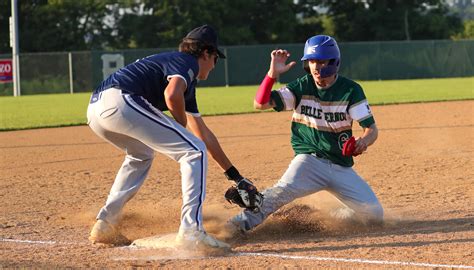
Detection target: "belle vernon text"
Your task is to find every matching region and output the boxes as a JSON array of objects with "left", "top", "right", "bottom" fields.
[{"left": 300, "top": 105, "right": 347, "bottom": 123}]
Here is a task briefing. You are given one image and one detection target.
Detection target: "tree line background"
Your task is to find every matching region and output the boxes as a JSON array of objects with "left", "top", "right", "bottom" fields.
[{"left": 0, "top": 0, "right": 473, "bottom": 54}]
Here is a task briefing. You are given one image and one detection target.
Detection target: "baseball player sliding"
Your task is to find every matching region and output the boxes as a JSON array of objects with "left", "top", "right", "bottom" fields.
[
  {"left": 226, "top": 35, "right": 384, "bottom": 235},
  {"left": 86, "top": 25, "right": 261, "bottom": 250}
]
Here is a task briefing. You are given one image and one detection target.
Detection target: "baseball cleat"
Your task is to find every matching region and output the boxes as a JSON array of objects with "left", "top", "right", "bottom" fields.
[
  {"left": 88, "top": 219, "right": 131, "bottom": 246},
  {"left": 175, "top": 229, "right": 230, "bottom": 250}
]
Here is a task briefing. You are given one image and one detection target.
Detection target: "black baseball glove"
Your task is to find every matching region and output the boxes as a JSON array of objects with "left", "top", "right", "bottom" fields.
[{"left": 224, "top": 166, "right": 264, "bottom": 212}]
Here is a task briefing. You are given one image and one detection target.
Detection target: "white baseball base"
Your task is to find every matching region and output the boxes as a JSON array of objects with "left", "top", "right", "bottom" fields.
[
  {"left": 130, "top": 233, "right": 178, "bottom": 249},
  {"left": 129, "top": 232, "right": 229, "bottom": 258}
]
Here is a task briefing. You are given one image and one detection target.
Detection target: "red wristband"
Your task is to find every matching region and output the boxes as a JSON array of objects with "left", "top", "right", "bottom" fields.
[{"left": 255, "top": 75, "right": 275, "bottom": 104}]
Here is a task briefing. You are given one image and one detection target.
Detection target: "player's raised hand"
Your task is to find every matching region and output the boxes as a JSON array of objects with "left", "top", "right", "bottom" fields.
[{"left": 268, "top": 49, "right": 296, "bottom": 78}]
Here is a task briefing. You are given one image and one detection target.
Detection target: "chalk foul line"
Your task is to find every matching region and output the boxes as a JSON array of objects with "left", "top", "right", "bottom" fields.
[
  {"left": 237, "top": 252, "right": 474, "bottom": 269},
  {"left": 1, "top": 238, "right": 56, "bottom": 245},
  {"left": 2, "top": 238, "right": 473, "bottom": 269}
]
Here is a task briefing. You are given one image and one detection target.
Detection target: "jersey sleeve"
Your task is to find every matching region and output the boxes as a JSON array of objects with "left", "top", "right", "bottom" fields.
[
  {"left": 184, "top": 81, "right": 200, "bottom": 116},
  {"left": 165, "top": 55, "right": 198, "bottom": 90},
  {"left": 270, "top": 79, "right": 300, "bottom": 112},
  {"left": 185, "top": 98, "right": 200, "bottom": 117},
  {"left": 163, "top": 54, "right": 200, "bottom": 116},
  {"left": 348, "top": 84, "right": 375, "bottom": 128}
]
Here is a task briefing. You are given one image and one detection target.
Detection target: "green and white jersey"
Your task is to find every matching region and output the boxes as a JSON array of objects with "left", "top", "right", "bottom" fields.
[{"left": 271, "top": 74, "right": 375, "bottom": 167}]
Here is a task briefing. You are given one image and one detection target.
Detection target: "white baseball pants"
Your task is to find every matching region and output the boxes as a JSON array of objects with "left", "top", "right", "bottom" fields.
[
  {"left": 87, "top": 88, "right": 207, "bottom": 233},
  {"left": 231, "top": 154, "right": 383, "bottom": 231}
]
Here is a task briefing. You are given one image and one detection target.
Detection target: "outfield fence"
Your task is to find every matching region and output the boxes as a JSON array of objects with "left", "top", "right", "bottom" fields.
[{"left": 0, "top": 39, "right": 473, "bottom": 96}]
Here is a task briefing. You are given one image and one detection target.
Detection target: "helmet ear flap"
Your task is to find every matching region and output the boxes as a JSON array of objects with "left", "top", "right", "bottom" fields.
[{"left": 329, "top": 58, "right": 341, "bottom": 68}]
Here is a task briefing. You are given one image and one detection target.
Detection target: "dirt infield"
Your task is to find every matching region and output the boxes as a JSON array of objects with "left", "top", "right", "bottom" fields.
[{"left": 1, "top": 100, "right": 473, "bottom": 269}]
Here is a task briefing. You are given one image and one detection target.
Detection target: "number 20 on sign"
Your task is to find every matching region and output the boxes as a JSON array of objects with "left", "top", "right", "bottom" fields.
[{"left": 0, "top": 59, "right": 13, "bottom": 83}]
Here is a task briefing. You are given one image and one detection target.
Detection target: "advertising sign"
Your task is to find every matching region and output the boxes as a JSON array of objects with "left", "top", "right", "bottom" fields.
[{"left": 0, "top": 59, "right": 13, "bottom": 83}]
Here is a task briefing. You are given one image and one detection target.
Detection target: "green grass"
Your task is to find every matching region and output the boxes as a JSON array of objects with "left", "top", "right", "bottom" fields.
[
  {"left": 359, "top": 77, "right": 474, "bottom": 104},
  {"left": 0, "top": 77, "right": 472, "bottom": 131},
  {"left": 0, "top": 94, "right": 91, "bottom": 131}
]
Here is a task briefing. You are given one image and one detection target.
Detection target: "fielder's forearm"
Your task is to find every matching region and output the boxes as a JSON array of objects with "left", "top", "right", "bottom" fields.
[
  {"left": 186, "top": 115, "right": 233, "bottom": 171},
  {"left": 166, "top": 97, "right": 187, "bottom": 127},
  {"left": 202, "top": 132, "right": 233, "bottom": 171}
]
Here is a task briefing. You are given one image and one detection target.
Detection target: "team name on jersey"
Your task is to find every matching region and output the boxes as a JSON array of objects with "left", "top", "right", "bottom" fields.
[
  {"left": 300, "top": 105, "right": 347, "bottom": 122},
  {"left": 275, "top": 82, "right": 373, "bottom": 134},
  {"left": 292, "top": 95, "right": 352, "bottom": 133}
]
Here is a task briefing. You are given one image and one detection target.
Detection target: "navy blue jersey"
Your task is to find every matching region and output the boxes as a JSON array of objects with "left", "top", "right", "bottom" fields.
[{"left": 94, "top": 51, "right": 200, "bottom": 115}]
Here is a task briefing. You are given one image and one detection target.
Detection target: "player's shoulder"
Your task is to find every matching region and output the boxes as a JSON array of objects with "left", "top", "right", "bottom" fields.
[
  {"left": 147, "top": 51, "right": 196, "bottom": 64},
  {"left": 336, "top": 75, "right": 365, "bottom": 95},
  {"left": 286, "top": 74, "right": 313, "bottom": 91},
  {"left": 173, "top": 52, "right": 199, "bottom": 72},
  {"left": 338, "top": 75, "right": 362, "bottom": 89},
  {"left": 148, "top": 51, "right": 198, "bottom": 77},
  {"left": 171, "top": 51, "right": 197, "bottom": 62},
  {"left": 295, "top": 74, "right": 313, "bottom": 84}
]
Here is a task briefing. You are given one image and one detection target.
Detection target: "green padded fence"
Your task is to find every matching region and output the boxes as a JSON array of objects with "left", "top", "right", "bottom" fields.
[
  {"left": 0, "top": 39, "right": 472, "bottom": 96},
  {"left": 339, "top": 40, "right": 474, "bottom": 80}
]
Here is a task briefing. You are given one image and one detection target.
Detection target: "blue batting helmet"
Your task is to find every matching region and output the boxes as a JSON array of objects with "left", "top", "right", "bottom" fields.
[{"left": 301, "top": 35, "right": 340, "bottom": 78}]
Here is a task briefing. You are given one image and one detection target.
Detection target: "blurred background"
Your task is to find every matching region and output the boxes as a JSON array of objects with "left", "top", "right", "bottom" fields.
[{"left": 0, "top": 0, "right": 473, "bottom": 95}]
